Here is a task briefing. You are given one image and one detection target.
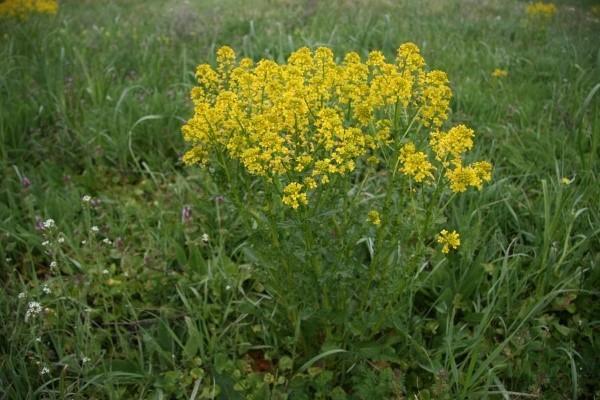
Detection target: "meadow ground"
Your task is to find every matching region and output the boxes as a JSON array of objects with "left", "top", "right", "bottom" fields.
[{"left": 0, "top": 0, "right": 599, "bottom": 398}]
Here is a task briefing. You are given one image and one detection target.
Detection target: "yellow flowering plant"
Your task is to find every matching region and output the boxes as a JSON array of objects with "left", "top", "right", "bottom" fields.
[
  {"left": 526, "top": 2, "right": 557, "bottom": 19},
  {"left": 491, "top": 68, "right": 508, "bottom": 78},
  {"left": 182, "top": 43, "right": 492, "bottom": 353},
  {"left": 0, "top": 0, "right": 58, "bottom": 19}
]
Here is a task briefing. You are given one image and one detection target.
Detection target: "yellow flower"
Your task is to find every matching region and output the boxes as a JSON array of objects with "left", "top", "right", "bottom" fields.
[
  {"left": 182, "top": 44, "right": 491, "bottom": 207},
  {"left": 418, "top": 70, "right": 452, "bottom": 128},
  {"left": 491, "top": 69, "right": 508, "bottom": 78},
  {"left": 526, "top": 2, "right": 557, "bottom": 18},
  {"left": 437, "top": 229, "right": 460, "bottom": 253},
  {"left": 399, "top": 142, "right": 435, "bottom": 183},
  {"left": 0, "top": 0, "right": 58, "bottom": 18},
  {"left": 429, "top": 124, "right": 475, "bottom": 162},
  {"left": 396, "top": 42, "right": 425, "bottom": 73},
  {"left": 282, "top": 182, "right": 307, "bottom": 209},
  {"left": 367, "top": 210, "right": 381, "bottom": 226},
  {"left": 445, "top": 161, "right": 492, "bottom": 192},
  {"left": 560, "top": 177, "right": 572, "bottom": 185}
]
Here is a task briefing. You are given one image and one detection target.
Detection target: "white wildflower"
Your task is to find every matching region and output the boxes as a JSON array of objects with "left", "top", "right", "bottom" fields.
[
  {"left": 18, "top": 292, "right": 26, "bottom": 299},
  {"left": 81, "top": 356, "right": 90, "bottom": 364},
  {"left": 91, "top": 226, "right": 99, "bottom": 233},
  {"left": 201, "top": 233, "right": 209, "bottom": 243},
  {"left": 81, "top": 240, "right": 87, "bottom": 245},
  {"left": 42, "top": 285, "right": 51, "bottom": 294},
  {"left": 25, "top": 301, "right": 43, "bottom": 322},
  {"left": 102, "top": 238, "right": 112, "bottom": 245},
  {"left": 82, "top": 195, "right": 92, "bottom": 203},
  {"left": 102, "top": 269, "right": 109, "bottom": 275},
  {"left": 40, "top": 366, "right": 50, "bottom": 375},
  {"left": 50, "top": 261, "right": 57, "bottom": 269},
  {"left": 43, "top": 219, "right": 55, "bottom": 229},
  {"left": 57, "top": 236, "right": 65, "bottom": 244},
  {"left": 41, "top": 240, "right": 50, "bottom": 247}
]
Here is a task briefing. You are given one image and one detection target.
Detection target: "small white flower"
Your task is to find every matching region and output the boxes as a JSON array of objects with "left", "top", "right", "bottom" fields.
[
  {"left": 201, "top": 233, "right": 209, "bottom": 243},
  {"left": 43, "top": 219, "right": 55, "bottom": 229},
  {"left": 81, "top": 240, "right": 87, "bottom": 245},
  {"left": 91, "top": 226, "right": 99, "bottom": 233},
  {"left": 35, "top": 337, "right": 42, "bottom": 343},
  {"left": 5, "top": 257, "right": 11, "bottom": 263},
  {"left": 225, "top": 285, "right": 232, "bottom": 290},
  {"left": 81, "top": 356, "right": 91, "bottom": 364},
  {"left": 58, "top": 236, "right": 65, "bottom": 244},
  {"left": 25, "top": 301, "right": 43, "bottom": 322},
  {"left": 102, "top": 238, "right": 112, "bottom": 245},
  {"left": 18, "top": 292, "right": 26, "bottom": 299},
  {"left": 102, "top": 269, "right": 109, "bottom": 275},
  {"left": 40, "top": 366, "right": 50, "bottom": 375},
  {"left": 42, "top": 240, "right": 50, "bottom": 247},
  {"left": 42, "top": 285, "right": 51, "bottom": 294},
  {"left": 50, "top": 261, "right": 57, "bottom": 269},
  {"left": 82, "top": 195, "right": 92, "bottom": 203}
]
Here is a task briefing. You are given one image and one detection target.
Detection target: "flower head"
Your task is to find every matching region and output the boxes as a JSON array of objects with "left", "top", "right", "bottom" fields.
[
  {"left": 21, "top": 176, "right": 31, "bottom": 189},
  {"left": 491, "top": 69, "right": 508, "bottom": 78},
  {"left": 399, "top": 142, "right": 435, "bottom": 183},
  {"left": 445, "top": 161, "right": 492, "bottom": 192},
  {"left": 367, "top": 210, "right": 381, "bottom": 226},
  {"left": 25, "top": 301, "right": 43, "bottom": 322},
  {"left": 429, "top": 124, "right": 474, "bottom": 162},
  {"left": 181, "top": 205, "right": 192, "bottom": 225},
  {"left": 282, "top": 182, "right": 308, "bottom": 209},
  {"left": 0, "top": 0, "right": 58, "bottom": 19},
  {"left": 437, "top": 229, "right": 461, "bottom": 253},
  {"left": 43, "top": 219, "right": 55, "bottom": 230},
  {"left": 527, "top": 2, "right": 557, "bottom": 18}
]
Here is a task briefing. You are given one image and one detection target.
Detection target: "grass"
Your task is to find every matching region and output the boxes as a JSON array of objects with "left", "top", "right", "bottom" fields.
[{"left": 1, "top": 0, "right": 599, "bottom": 398}]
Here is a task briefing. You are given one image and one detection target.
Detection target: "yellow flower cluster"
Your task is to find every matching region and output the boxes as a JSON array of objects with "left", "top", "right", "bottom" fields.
[
  {"left": 0, "top": 0, "right": 58, "bottom": 18},
  {"left": 367, "top": 210, "right": 381, "bottom": 226},
  {"left": 526, "top": 2, "right": 557, "bottom": 18},
  {"left": 491, "top": 69, "right": 508, "bottom": 78},
  {"left": 399, "top": 142, "right": 434, "bottom": 183},
  {"left": 282, "top": 182, "right": 307, "bottom": 209},
  {"left": 437, "top": 229, "right": 460, "bottom": 253},
  {"left": 182, "top": 44, "right": 490, "bottom": 208},
  {"left": 429, "top": 125, "right": 492, "bottom": 192}
]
